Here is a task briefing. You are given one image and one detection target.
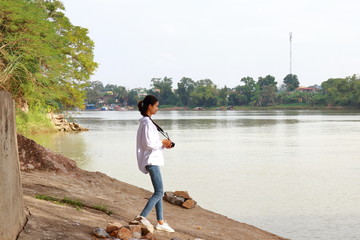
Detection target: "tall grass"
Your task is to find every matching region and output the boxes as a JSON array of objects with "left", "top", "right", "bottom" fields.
[{"left": 16, "top": 109, "right": 56, "bottom": 136}]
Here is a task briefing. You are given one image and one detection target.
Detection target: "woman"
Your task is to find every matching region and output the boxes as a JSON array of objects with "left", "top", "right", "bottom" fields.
[{"left": 135, "top": 95, "right": 175, "bottom": 232}]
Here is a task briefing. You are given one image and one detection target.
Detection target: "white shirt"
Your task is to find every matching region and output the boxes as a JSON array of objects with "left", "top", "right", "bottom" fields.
[{"left": 136, "top": 116, "right": 164, "bottom": 174}]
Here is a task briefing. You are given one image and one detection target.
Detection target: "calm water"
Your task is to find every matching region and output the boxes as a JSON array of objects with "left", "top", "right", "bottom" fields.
[{"left": 30, "top": 110, "right": 360, "bottom": 240}]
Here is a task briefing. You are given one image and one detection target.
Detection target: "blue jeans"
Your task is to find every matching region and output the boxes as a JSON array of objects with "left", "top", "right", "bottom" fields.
[{"left": 140, "top": 165, "right": 164, "bottom": 221}]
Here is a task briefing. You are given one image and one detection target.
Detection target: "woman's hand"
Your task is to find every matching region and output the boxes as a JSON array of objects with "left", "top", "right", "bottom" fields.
[{"left": 162, "top": 139, "right": 173, "bottom": 149}]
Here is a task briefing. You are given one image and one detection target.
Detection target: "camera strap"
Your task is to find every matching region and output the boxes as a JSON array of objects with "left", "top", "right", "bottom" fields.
[{"left": 145, "top": 115, "right": 170, "bottom": 140}]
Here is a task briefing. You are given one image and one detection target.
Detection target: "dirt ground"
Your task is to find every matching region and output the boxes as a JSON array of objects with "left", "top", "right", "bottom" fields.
[{"left": 17, "top": 135, "right": 288, "bottom": 240}]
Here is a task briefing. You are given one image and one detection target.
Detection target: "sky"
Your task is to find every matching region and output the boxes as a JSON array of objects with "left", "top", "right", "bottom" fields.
[{"left": 61, "top": 0, "right": 360, "bottom": 89}]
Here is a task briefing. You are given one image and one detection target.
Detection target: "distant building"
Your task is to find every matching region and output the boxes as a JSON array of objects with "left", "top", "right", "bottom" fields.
[
  {"left": 133, "top": 88, "right": 148, "bottom": 98},
  {"left": 296, "top": 86, "right": 320, "bottom": 93}
]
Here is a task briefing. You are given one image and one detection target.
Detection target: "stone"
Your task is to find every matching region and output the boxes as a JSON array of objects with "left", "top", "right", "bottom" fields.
[
  {"left": 132, "top": 231, "right": 142, "bottom": 238},
  {"left": 93, "top": 227, "right": 110, "bottom": 238},
  {"left": 129, "top": 216, "right": 154, "bottom": 234},
  {"left": 106, "top": 222, "right": 122, "bottom": 233},
  {"left": 116, "top": 226, "right": 132, "bottom": 240},
  {"left": 170, "top": 196, "right": 185, "bottom": 205},
  {"left": 143, "top": 232, "right": 157, "bottom": 240},
  {"left": 163, "top": 191, "right": 174, "bottom": 202},
  {"left": 171, "top": 238, "right": 183, "bottom": 240},
  {"left": 182, "top": 199, "right": 197, "bottom": 209},
  {"left": 129, "top": 225, "right": 142, "bottom": 234},
  {"left": 174, "top": 191, "right": 191, "bottom": 199},
  {"left": 109, "top": 229, "right": 119, "bottom": 238}
]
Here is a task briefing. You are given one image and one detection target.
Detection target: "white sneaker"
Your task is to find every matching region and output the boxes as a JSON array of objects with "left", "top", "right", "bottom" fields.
[{"left": 155, "top": 222, "right": 175, "bottom": 232}]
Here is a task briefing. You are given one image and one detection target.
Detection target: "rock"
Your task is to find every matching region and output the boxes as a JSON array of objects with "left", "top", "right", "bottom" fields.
[
  {"left": 129, "top": 225, "right": 142, "bottom": 234},
  {"left": 129, "top": 216, "right": 154, "bottom": 234},
  {"left": 93, "top": 227, "right": 110, "bottom": 238},
  {"left": 47, "top": 113, "right": 88, "bottom": 132},
  {"left": 132, "top": 231, "right": 142, "bottom": 238},
  {"left": 17, "top": 134, "right": 78, "bottom": 173},
  {"left": 174, "top": 191, "right": 191, "bottom": 199},
  {"left": 170, "top": 196, "right": 185, "bottom": 205},
  {"left": 163, "top": 191, "right": 174, "bottom": 202},
  {"left": 182, "top": 199, "right": 197, "bottom": 209},
  {"left": 143, "top": 232, "right": 157, "bottom": 240},
  {"left": 171, "top": 238, "right": 183, "bottom": 240},
  {"left": 106, "top": 222, "right": 122, "bottom": 233},
  {"left": 109, "top": 229, "right": 119, "bottom": 237},
  {"left": 116, "top": 226, "right": 132, "bottom": 240}
]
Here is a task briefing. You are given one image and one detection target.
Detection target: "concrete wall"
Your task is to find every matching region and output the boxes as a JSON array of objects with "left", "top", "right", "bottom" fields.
[{"left": 0, "top": 91, "right": 26, "bottom": 240}]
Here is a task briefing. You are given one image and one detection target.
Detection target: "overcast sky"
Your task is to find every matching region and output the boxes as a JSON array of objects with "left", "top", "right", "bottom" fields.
[{"left": 61, "top": 0, "right": 359, "bottom": 89}]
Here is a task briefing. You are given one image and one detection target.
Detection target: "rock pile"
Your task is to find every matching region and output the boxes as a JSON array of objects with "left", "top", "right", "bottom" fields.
[
  {"left": 93, "top": 217, "right": 157, "bottom": 240},
  {"left": 48, "top": 113, "right": 88, "bottom": 132},
  {"left": 163, "top": 191, "right": 197, "bottom": 209}
]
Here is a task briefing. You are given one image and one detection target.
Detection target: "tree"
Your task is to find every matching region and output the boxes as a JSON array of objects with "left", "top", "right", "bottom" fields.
[
  {"left": 150, "top": 77, "right": 177, "bottom": 105},
  {"left": 176, "top": 77, "right": 195, "bottom": 106},
  {"left": 259, "top": 85, "right": 277, "bottom": 106},
  {"left": 127, "top": 89, "right": 139, "bottom": 106},
  {"left": 191, "top": 79, "right": 218, "bottom": 107},
  {"left": 218, "top": 86, "right": 229, "bottom": 106},
  {"left": 257, "top": 75, "right": 277, "bottom": 90},
  {"left": 238, "top": 77, "right": 259, "bottom": 105},
  {"left": 283, "top": 74, "right": 300, "bottom": 91},
  {"left": 0, "top": 0, "right": 97, "bottom": 111},
  {"left": 85, "top": 81, "right": 104, "bottom": 104}
]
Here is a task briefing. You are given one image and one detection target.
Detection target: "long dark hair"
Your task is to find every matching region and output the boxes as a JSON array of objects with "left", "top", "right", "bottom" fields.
[{"left": 138, "top": 95, "right": 158, "bottom": 116}]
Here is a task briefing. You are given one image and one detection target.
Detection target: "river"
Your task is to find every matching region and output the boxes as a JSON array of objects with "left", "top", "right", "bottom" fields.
[{"left": 29, "top": 110, "right": 360, "bottom": 240}]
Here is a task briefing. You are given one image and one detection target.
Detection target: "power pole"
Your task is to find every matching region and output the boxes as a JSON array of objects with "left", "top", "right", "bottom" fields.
[{"left": 289, "top": 32, "right": 292, "bottom": 75}]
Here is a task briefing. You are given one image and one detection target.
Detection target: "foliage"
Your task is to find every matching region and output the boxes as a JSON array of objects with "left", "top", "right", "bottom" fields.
[
  {"left": 0, "top": 0, "right": 97, "bottom": 111},
  {"left": 176, "top": 77, "right": 196, "bottom": 106},
  {"left": 16, "top": 108, "right": 56, "bottom": 135},
  {"left": 83, "top": 74, "right": 360, "bottom": 109},
  {"left": 283, "top": 74, "right": 300, "bottom": 91},
  {"left": 150, "top": 77, "right": 178, "bottom": 105},
  {"left": 190, "top": 79, "right": 218, "bottom": 107}
]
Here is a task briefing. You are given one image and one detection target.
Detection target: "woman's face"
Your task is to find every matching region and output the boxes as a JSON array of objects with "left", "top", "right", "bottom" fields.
[{"left": 148, "top": 101, "right": 159, "bottom": 116}]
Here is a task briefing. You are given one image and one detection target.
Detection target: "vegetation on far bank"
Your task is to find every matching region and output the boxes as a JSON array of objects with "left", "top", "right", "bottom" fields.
[{"left": 86, "top": 74, "right": 360, "bottom": 110}]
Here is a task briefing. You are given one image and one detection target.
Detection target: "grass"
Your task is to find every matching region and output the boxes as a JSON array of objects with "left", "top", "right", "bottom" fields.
[
  {"left": 16, "top": 109, "right": 56, "bottom": 136},
  {"left": 35, "top": 194, "right": 112, "bottom": 215}
]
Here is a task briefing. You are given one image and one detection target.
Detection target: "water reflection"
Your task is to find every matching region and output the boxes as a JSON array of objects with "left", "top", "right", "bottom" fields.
[{"left": 29, "top": 132, "right": 92, "bottom": 168}]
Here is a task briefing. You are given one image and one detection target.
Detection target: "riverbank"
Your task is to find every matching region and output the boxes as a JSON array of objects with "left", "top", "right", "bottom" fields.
[{"left": 17, "top": 134, "right": 287, "bottom": 240}]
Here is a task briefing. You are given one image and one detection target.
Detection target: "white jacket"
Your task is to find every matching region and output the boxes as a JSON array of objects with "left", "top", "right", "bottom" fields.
[{"left": 136, "top": 116, "right": 164, "bottom": 174}]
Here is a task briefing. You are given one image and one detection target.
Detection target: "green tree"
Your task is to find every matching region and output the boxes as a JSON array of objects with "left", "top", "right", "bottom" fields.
[
  {"left": 150, "top": 77, "right": 177, "bottom": 105},
  {"left": 238, "top": 76, "right": 259, "bottom": 105},
  {"left": 127, "top": 89, "right": 139, "bottom": 106},
  {"left": 218, "top": 86, "right": 229, "bottom": 106},
  {"left": 0, "top": 0, "right": 97, "bottom": 111},
  {"left": 176, "top": 77, "right": 195, "bottom": 106},
  {"left": 259, "top": 85, "right": 277, "bottom": 106},
  {"left": 257, "top": 75, "right": 277, "bottom": 90},
  {"left": 85, "top": 81, "right": 104, "bottom": 104},
  {"left": 257, "top": 75, "right": 277, "bottom": 106},
  {"left": 191, "top": 79, "right": 218, "bottom": 107},
  {"left": 283, "top": 74, "right": 300, "bottom": 91}
]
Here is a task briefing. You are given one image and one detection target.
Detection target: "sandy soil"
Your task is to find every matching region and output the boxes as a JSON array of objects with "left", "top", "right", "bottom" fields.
[{"left": 17, "top": 135, "right": 288, "bottom": 240}]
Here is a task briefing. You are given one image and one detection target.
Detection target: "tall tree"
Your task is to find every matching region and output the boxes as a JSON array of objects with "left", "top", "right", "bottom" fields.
[
  {"left": 0, "top": 0, "right": 97, "bottom": 111},
  {"left": 191, "top": 79, "right": 218, "bottom": 107},
  {"left": 257, "top": 75, "right": 277, "bottom": 90},
  {"left": 150, "top": 77, "right": 177, "bottom": 105},
  {"left": 176, "top": 77, "right": 195, "bottom": 106},
  {"left": 238, "top": 76, "right": 259, "bottom": 105},
  {"left": 283, "top": 74, "right": 300, "bottom": 91}
]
